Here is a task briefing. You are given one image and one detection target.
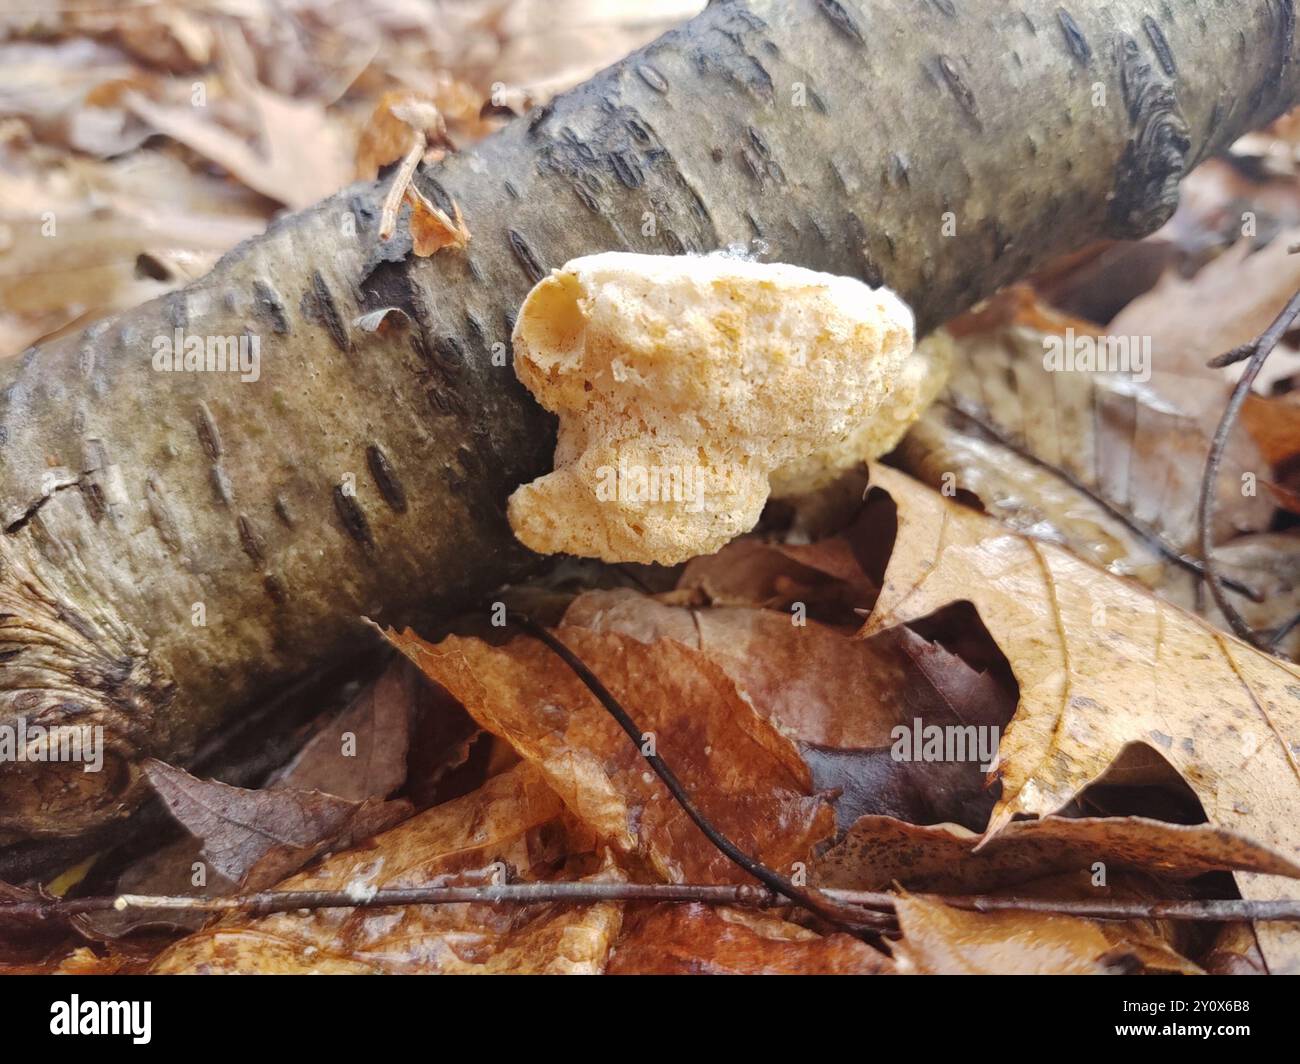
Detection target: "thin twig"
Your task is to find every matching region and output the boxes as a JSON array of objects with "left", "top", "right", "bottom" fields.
[
  {"left": 941, "top": 400, "right": 1265, "bottom": 602},
  {"left": 4, "top": 882, "right": 1298, "bottom": 925},
  {"left": 1268, "top": 610, "right": 1300, "bottom": 653},
  {"left": 378, "top": 135, "right": 426, "bottom": 240},
  {"left": 507, "top": 611, "right": 885, "bottom": 933},
  {"left": 1207, "top": 341, "right": 1257, "bottom": 369},
  {"left": 3, "top": 883, "right": 774, "bottom": 919},
  {"left": 1197, "top": 289, "right": 1300, "bottom": 652},
  {"left": 931, "top": 894, "right": 1300, "bottom": 923}
]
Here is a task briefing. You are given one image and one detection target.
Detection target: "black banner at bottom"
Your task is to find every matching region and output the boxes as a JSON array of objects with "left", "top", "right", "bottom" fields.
[{"left": 0, "top": 973, "right": 1284, "bottom": 1050}]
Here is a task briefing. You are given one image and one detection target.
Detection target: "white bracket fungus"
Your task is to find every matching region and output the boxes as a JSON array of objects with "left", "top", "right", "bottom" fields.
[{"left": 507, "top": 252, "right": 946, "bottom": 564}]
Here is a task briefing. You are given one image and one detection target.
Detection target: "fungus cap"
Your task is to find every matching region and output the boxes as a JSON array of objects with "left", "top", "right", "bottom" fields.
[{"left": 507, "top": 252, "right": 939, "bottom": 564}]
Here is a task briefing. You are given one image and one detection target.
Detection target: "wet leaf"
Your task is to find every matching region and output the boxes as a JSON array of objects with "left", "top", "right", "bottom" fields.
[
  {"left": 150, "top": 763, "right": 618, "bottom": 974},
  {"left": 563, "top": 589, "right": 1012, "bottom": 830},
  {"left": 386, "top": 625, "right": 835, "bottom": 883},
  {"left": 608, "top": 903, "right": 892, "bottom": 974},
  {"left": 802, "top": 744, "right": 996, "bottom": 834},
  {"left": 562, "top": 589, "right": 908, "bottom": 747}
]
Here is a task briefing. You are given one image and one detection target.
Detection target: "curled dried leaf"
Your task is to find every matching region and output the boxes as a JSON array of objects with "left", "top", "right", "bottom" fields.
[
  {"left": 815, "top": 815, "right": 1300, "bottom": 893},
  {"left": 406, "top": 188, "right": 470, "bottom": 256}
]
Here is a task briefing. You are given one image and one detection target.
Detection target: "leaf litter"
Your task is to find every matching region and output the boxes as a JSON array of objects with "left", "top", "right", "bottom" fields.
[{"left": 8, "top": 2, "right": 1300, "bottom": 977}]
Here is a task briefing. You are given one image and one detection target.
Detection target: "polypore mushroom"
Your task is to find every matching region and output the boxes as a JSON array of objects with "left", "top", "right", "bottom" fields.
[{"left": 507, "top": 252, "right": 946, "bottom": 564}]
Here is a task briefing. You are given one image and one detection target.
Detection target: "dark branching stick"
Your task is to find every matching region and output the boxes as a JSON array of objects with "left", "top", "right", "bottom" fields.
[
  {"left": 5, "top": 882, "right": 1298, "bottom": 926},
  {"left": 1197, "top": 288, "right": 1300, "bottom": 654},
  {"left": 507, "top": 612, "right": 883, "bottom": 933}
]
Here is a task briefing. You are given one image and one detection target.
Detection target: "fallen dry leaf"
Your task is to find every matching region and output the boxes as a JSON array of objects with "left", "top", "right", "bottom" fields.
[
  {"left": 607, "top": 903, "right": 892, "bottom": 974},
  {"left": 993, "top": 868, "right": 1208, "bottom": 974},
  {"left": 675, "top": 501, "right": 886, "bottom": 623},
  {"left": 406, "top": 188, "right": 470, "bottom": 256},
  {"left": 815, "top": 815, "right": 1300, "bottom": 893},
  {"left": 86, "top": 659, "right": 435, "bottom": 938},
  {"left": 124, "top": 72, "right": 352, "bottom": 210},
  {"left": 149, "top": 763, "right": 616, "bottom": 974},
  {"left": 267, "top": 658, "right": 416, "bottom": 802},
  {"left": 0, "top": 148, "right": 266, "bottom": 356},
  {"left": 924, "top": 288, "right": 1273, "bottom": 555},
  {"left": 1207, "top": 533, "right": 1300, "bottom": 648},
  {"left": 863, "top": 462, "right": 1300, "bottom": 971},
  {"left": 79, "top": 837, "right": 236, "bottom": 939},
  {"left": 896, "top": 286, "right": 1299, "bottom": 650},
  {"left": 386, "top": 625, "right": 834, "bottom": 883},
  {"left": 902, "top": 408, "right": 1300, "bottom": 654},
  {"left": 493, "top": 0, "right": 704, "bottom": 100},
  {"left": 1243, "top": 390, "right": 1300, "bottom": 470},
  {"left": 890, "top": 889, "right": 1200, "bottom": 975},
  {"left": 355, "top": 89, "right": 446, "bottom": 180},
  {"left": 0, "top": 39, "right": 142, "bottom": 153},
  {"left": 143, "top": 760, "right": 409, "bottom": 891},
  {"left": 1109, "top": 228, "right": 1300, "bottom": 387},
  {"left": 901, "top": 411, "right": 1174, "bottom": 582},
  {"left": 1030, "top": 239, "right": 1176, "bottom": 325},
  {"left": 1202, "top": 920, "right": 1269, "bottom": 975}
]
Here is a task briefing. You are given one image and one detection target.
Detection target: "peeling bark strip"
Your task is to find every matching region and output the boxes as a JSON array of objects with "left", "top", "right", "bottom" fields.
[{"left": 0, "top": 0, "right": 1297, "bottom": 839}]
